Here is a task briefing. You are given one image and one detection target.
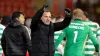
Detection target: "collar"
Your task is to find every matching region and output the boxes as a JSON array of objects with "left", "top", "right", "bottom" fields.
[
  {"left": 74, "top": 19, "right": 82, "bottom": 21},
  {"left": 82, "top": 19, "right": 91, "bottom": 22}
]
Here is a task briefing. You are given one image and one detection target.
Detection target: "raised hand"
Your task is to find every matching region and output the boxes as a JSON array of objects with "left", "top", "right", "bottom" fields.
[
  {"left": 41, "top": 5, "right": 48, "bottom": 11},
  {"left": 65, "top": 8, "right": 71, "bottom": 16}
]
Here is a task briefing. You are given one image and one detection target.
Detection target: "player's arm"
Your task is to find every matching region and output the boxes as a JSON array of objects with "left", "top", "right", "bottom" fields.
[
  {"left": 88, "top": 27, "right": 99, "bottom": 52},
  {"left": 54, "top": 32, "right": 65, "bottom": 49},
  {"left": 96, "top": 28, "right": 100, "bottom": 55},
  {"left": 55, "top": 29, "right": 66, "bottom": 49},
  {"left": 96, "top": 28, "right": 100, "bottom": 46},
  {"left": 57, "top": 44, "right": 64, "bottom": 55}
]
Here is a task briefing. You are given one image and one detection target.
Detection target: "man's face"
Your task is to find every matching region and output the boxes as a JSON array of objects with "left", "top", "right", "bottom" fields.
[
  {"left": 41, "top": 12, "right": 51, "bottom": 25},
  {"left": 18, "top": 14, "right": 25, "bottom": 24}
]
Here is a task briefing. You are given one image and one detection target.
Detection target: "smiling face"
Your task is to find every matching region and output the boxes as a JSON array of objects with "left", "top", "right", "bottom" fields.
[{"left": 41, "top": 11, "right": 51, "bottom": 25}]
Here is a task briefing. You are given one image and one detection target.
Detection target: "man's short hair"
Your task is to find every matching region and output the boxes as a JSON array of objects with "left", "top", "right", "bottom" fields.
[
  {"left": 11, "top": 11, "right": 24, "bottom": 19},
  {"left": 73, "top": 8, "right": 84, "bottom": 18}
]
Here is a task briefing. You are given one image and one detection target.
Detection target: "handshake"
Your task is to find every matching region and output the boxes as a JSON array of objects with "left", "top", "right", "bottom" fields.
[{"left": 41, "top": 5, "right": 71, "bottom": 16}]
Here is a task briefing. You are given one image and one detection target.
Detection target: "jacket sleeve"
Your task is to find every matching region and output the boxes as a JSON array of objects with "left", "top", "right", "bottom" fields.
[
  {"left": 30, "top": 8, "right": 44, "bottom": 32},
  {"left": 23, "top": 26, "right": 32, "bottom": 56},
  {"left": 88, "top": 27, "right": 99, "bottom": 52},
  {"left": 1, "top": 31, "right": 6, "bottom": 55},
  {"left": 54, "top": 15, "right": 72, "bottom": 31}
]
